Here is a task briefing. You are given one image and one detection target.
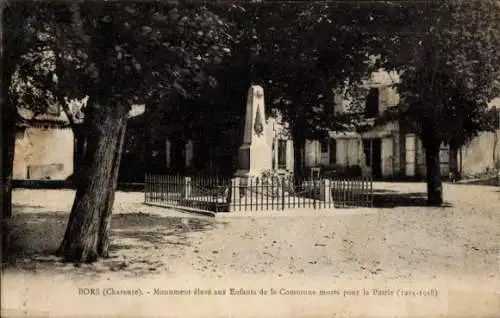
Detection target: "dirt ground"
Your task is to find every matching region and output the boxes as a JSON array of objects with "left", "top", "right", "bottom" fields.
[{"left": 2, "top": 182, "right": 499, "bottom": 317}]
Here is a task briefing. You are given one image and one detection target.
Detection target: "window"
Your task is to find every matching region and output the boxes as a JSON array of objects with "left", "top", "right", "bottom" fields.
[
  {"left": 329, "top": 139, "right": 337, "bottom": 164},
  {"left": 277, "top": 139, "right": 287, "bottom": 169},
  {"left": 333, "top": 89, "right": 344, "bottom": 113},
  {"left": 320, "top": 139, "right": 329, "bottom": 153},
  {"left": 365, "top": 88, "right": 380, "bottom": 117}
]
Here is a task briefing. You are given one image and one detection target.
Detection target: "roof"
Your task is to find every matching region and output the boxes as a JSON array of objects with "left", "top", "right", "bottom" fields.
[
  {"left": 16, "top": 98, "right": 145, "bottom": 129},
  {"left": 17, "top": 104, "right": 70, "bottom": 124},
  {"left": 17, "top": 118, "right": 71, "bottom": 129}
]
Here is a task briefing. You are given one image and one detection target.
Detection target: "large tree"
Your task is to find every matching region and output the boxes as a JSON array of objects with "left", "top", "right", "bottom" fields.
[
  {"left": 373, "top": 1, "right": 500, "bottom": 205},
  {"left": 156, "top": 3, "right": 421, "bottom": 181},
  {"left": 202, "top": 2, "right": 385, "bottom": 179},
  {"left": 42, "top": 2, "right": 232, "bottom": 263},
  {"left": 236, "top": 1, "right": 500, "bottom": 202}
]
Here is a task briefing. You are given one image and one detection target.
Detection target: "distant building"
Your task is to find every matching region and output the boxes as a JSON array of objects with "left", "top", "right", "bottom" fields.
[
  {"left": 13, "top": 103, "right": 75, "bottom": 181},
  {"left": 162, "top": 70, "right": 499, "bottom": 179},
  {"left": 13, "top": 99, "right": 146, "bottom": 181}
]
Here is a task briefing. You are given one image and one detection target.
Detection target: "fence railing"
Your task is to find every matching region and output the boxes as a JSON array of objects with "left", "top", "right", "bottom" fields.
[{"left": 144, "top": 174, "right": 373, "bottom": 212}]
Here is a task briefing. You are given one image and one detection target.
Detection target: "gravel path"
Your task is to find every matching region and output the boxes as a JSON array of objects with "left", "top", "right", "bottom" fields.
[{"left": 2, "top": 183, "right": 499, "bottom": 317}]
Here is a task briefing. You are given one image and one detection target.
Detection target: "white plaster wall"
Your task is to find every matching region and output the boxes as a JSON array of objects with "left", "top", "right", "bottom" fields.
[
  {"left": 346, "top": 139, "right": 360, "bottom": 166},
  {"left": 416, "top": 138, "right": 426, "bottom": 176},
  {"left": 382, "top": 137, "right": 394, "bottom": 177},
  {"left": 320, "top": 149, "right": 329, "bottom": 166},
  {"left": 393, "top": 134, "right": 401, "bottom": 174},
  {"left": 304, "top": 140, "right": 320, "bottom": 167},
  {"left": 460, "top": 130, "right": 500, "bottom": 176},
  {"left": 337, "top": 139, "right": 348, "bottom": 166},
  {"left": 368, "top": 69, "right": 401, "bottom": 87},
  {"left": 13, "top": 127, "right": 74, "bottom": 180},
  {"left": 304, "top": 138, "right": 361, "bottom": 168},
  {"left": 378, "top": 86, "right": 400, "bottom": 114},
  {"left": 405, "top": 134, "right": 417, "bottom": 177},
  {"left": 286, "top": 140, "right": 294, "bottom": 171},
  {"left": 379, "top": 86, "right": 390, "bottom": 114}
]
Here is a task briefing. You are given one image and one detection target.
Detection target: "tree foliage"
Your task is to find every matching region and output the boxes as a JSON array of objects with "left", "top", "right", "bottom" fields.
[
  {"left": 376, "top": 1, "right": 500, "bottom": 143},
  {"left": 172, "top": 2, "right": 397, "bottom": 177},
  {"left": 372, "top": 1, "right": 500, "bottom": 204},
  {"left": 44, "top": 1, "right": 234, "bottom": 262}
]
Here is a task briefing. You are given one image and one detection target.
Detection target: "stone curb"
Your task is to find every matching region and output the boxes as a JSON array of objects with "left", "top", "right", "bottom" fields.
[
  {"left": 143, "top": 203, "right": 376, "bottom": 218},
  {"left": 143, "top": 203, "right": 216, "bottom": 218}
]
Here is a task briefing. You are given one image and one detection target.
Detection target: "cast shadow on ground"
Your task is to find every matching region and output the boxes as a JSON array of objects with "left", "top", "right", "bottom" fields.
[
  {"left": 459, "top": 178, "right": 499, "bottom": 187},
  {"left": 2, "top": 207, "right": 221, "bottom": 275},
  {"left": 372, "top": 192, "right": 453, "bottom": 208},
  {"left": 372, "top": 189, "right": 399, "bottom": 194}
]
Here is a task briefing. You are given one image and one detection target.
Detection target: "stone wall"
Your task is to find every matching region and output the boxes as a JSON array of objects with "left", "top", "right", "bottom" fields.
[
  {"left": 459, "top": 130, "right": 500, "bottom": 177},
  {"left": 13, "top": 126, "right": 74, "bottom": 180}
]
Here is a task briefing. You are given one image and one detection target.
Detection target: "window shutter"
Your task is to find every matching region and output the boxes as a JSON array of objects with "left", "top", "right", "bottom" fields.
[
  {"left": 334, "top": 91, "right": 344, "bottom": 113},
  {"left": 379, "top": 86, "right": 390, "bottom": 113}
]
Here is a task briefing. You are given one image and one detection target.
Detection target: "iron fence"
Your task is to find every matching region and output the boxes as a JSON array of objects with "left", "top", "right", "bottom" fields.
[{"left": 144, "top": 174, "right": 373, "bottom": 212}]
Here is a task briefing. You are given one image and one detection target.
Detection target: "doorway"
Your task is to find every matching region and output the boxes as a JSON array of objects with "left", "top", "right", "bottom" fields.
[
  {"left": 363, "top": 138, "right": 382, "bottom": 179},
  {"left": 171, "top": 139, "right": 186, "bottom": 173}
]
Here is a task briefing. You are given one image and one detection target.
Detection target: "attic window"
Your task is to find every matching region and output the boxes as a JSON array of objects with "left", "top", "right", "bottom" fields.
[
  {"left": 320, "top": 139, "right": 329, "bottom": 153},
  {"left": 365, "top": 88, "right": 380, "bottom": 118}
]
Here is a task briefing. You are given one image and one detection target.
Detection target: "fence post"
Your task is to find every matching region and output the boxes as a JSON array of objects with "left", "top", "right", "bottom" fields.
[
  {"left": 231, "top": 177, "right": 240, "bottom": 210},
  {"left": 320, "top": 179, "right": 332, "bottom": 204},
  {"left": 278, "top": 179, "right": 286, "bottom": 210},
  {"left": 183, "top": 177, "right": 191, "bottom": 199}
]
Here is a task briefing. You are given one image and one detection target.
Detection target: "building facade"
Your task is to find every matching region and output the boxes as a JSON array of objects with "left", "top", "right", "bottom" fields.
[
  {"left": 13, "top": 99, "right": 146, "bottom": 182},
  {"left": 135, "top": 70, "right": 500, "bottom": 180},
  {"left": 163, "top": 70, "right": 454, "bottom": 179},
  {"left": 13, "top": 104, "right": 75, "bottom": 181}
]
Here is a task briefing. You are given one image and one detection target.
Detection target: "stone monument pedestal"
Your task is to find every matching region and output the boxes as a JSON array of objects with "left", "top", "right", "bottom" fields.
[
  {"left": 234, "top": 85, "right": 272, "bottom": 179},
  {"left": 234, "top": 85, "right": 272, "bottom": 198}
]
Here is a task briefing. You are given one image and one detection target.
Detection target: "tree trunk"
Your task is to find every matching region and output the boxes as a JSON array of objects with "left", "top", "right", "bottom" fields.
[
  {"left": 97, "top": 119, "right": 127, "bottom": 257},
  {"left": 1, "top": 114, "right": 15, "bottom": 219},
  {"left": 493, "top": 132, "right": 499, "bottom": 169},
  {"left": 71, "top": 125, "right": 86, "bottom": 186},
  {"left": 424, "top": 141, "right": 443, "bottom": 206},
  {"left": 57, "top": 97, "right": 128, "bottom": 263},
  {"left": 1, "top": 4, "right": 15, "bottom": 220}
]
